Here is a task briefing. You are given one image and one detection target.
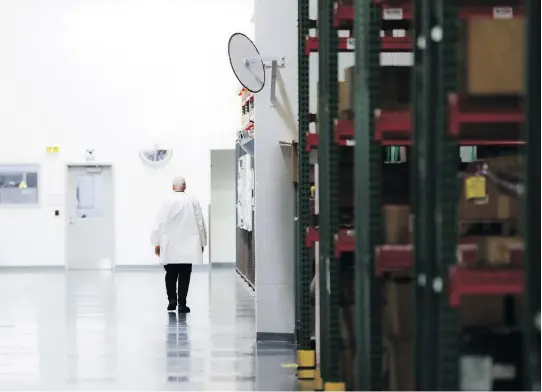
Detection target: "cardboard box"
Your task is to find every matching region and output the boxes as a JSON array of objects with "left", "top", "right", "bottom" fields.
[
  {"left": 459, "top": 176, "right": 518, "bottom": 221},
  {"left": 460, "top": 295, "right": 521, "bottom": 327},
  {"left": 465, "top": 18, "right": 525, "bottom": 95},
  {"left": 383, "top": 281, "right": 413, "bottom": 340},
  {"left": 340, "top": 305, "right": 356, "bottom": 390},
  {"left": 383, "top": 205, "right": 411, "bottom": 244},
  {"left": 342, "top": 346, "right": 356, "bottom": 390},
  {"left": 345, "top": 66, "right": 355, "bottom": 109},
  {"left": 345, "top": 66, "right": 410, "bottom": 109},
  {"left": 478, "top": 236, "right": 523, "bottom": 266},
  {"left": 316, "top": 81, "right": 352, "bottom": 115},
  {"left": 386, "top": 339, "right": 414, "bottom": 391},
  {"left": 339, "top": 81, "right": 351, "bottom": 114}
]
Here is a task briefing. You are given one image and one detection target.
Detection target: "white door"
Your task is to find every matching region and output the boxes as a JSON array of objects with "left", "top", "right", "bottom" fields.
[
  {"left": 210, "top": 149, "right": 236, "bottom": 263},
  {"left": 66, "top": 165, "right": 115, "bottom": 269}
]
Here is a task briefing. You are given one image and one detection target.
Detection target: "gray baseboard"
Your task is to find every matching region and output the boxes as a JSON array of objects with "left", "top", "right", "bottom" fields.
[
  {"left": 256, "top": 332, "right": 296, "bottom": 343},
  {"left": 0, "top": 264, "right": 213, "bottom": 272},
  {"left": 0, "top": 266, "right": 65, "bottom": 272},
  {"left": 210, "top": 262, "right": 236, "bottom": 269},
  {"left": 117, "top": 264, "right": 211, "bottom": 271}
]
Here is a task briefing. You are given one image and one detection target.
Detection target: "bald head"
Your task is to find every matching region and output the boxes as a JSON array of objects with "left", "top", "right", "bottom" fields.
[{"left": 172, "top": 176, "right": 186, "bottom": 192}]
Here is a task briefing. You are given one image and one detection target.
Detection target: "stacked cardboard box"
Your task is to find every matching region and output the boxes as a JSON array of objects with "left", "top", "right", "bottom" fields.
[
  {"left": 382, "top": 280, "right": 414, "bottom": 390},
  {"left": 459, "top": 154, "right": 523, "bottom": 266},
  {"left": 383, "top": 205, "right": 411, "bottom": 244},
  {"left": 464, "top": 18, "right": 525, "bottom": 95}
]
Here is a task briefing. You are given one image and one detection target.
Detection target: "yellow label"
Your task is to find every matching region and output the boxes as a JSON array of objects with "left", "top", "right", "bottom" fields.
[
  {"left": 46, "top": 146, "right": 59, "bottom": 153},
  {"left": 465, "top": 175, "right": 486, "bottom": 200},
  {"left": 18, "top": 181, "right": 27, "bottom": 189}
]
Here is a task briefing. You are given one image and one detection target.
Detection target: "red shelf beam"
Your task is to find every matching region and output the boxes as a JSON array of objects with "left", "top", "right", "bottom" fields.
[
  {"left": 449, "top": 266, "right": 524, "bottom": 307},
  {"left": 305, "top": 119, "right": 355, "bottom": 151},
  {"left": 305, "top": 36, "right": 412, "bottom": 55},
  {"left": 374, "top": 108, "right": 412, "bottom": 142},
  {"left": 334, "top": 2, "right": 523, "bottom": 27},
  {"left": 447, "top": 93, "right": 524, "bottom": 137},
  {"left": 374, "top": 243, "right": 478, "bottom": 276},
  {"left": 374, "top": 245, "right": 413, "bottom": 276},
  {"left": 306, "top": 98, "right": 524, "bottom": 149},
  {"left": 305, "top": 227, "right": 355, "bottom": 258}
]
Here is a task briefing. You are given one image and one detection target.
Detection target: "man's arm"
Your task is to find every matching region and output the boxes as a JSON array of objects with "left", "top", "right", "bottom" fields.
[{"left": 193, "top": 198, "right": 207, "bottom": 249}]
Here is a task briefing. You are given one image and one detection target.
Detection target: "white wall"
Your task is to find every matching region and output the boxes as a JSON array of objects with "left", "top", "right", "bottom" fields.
[
  {"left": 210, "top": 149, "right": 236, "bottom": 263},
  {"left": 251, "top": 0, "right": 355, "bottom": 336},
  {"left": 0, "top": 0, "right": 253, "bottom": 267},
  {"left": 253, "top": 0, "right": 298, "bottom": 335}
]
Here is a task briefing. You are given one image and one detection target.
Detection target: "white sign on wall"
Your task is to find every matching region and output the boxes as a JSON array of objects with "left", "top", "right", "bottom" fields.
[{"left": 85, "top": 148, "right": 95, "bottom": 162}]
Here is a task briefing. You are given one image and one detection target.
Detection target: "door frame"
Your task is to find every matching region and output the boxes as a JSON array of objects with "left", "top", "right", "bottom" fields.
[{"left": 64, "top": 163, "right": 116, "bottom": 270}]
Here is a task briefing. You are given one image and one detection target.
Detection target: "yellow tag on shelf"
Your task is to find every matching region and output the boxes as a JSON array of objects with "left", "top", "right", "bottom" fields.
[
  {"left": 18, "top": 181, "right": 27, "bottom": 189},
  {"left": 465, "top": 175, "right": 486, "bottom": 199}
]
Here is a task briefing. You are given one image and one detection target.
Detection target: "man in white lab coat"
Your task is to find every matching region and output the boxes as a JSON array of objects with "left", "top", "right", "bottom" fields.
[{"left": 151, "top": 176, "right": 207, "bottom": 313}]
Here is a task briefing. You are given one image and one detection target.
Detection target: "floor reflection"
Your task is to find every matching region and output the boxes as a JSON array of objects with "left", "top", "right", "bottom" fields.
[{"left": 0, "top": 266, "right": 297, "bottom": 390}]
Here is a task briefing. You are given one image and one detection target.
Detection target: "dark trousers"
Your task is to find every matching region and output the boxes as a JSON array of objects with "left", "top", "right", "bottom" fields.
[{"left": 164, "top": 264, "right": 192, "bottom": 306}]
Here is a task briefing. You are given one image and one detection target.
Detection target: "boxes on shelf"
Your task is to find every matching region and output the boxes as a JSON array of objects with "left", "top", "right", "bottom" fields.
[
  {"left": 316, "top": 80, "right": 352, "bottom": 118},
  {"left": 385, "top": 338, "right": 414, "bottom": 391},
  {"left": 483, "top": 155, "right": 524, "bottom": 179},
  {"left": 383, "top": 205, "right": 411, "bottom": 244},
  {"left": 459, "top": 175, "right": 519, "bottom": 222},
  {"left": 340, "top": 305, "right": 356, "bottom": 390},
  {"left": 459, "top": 295, "right": 522, "bottom": 327},
  {"left": 345, "top": 66, "right": 411, "bottom": 109},
  {"left": 383, "top": 280, "right": 413, "bottom": 340},
  {"left": 464, "top": 18, "right": 525, "bottom": 95},
  {"left": 465, "top": 236, "right": 523, "bottom": 267}
]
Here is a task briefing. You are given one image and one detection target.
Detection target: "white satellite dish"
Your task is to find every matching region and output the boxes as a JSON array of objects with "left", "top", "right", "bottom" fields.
[{"left": 228, "top": 32, "right": 285, "bottom": 107}]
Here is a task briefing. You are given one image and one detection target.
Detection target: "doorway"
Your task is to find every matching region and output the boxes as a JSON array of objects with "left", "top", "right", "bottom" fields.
[
  {"left": 65, "top": 165, "right": 115, "bottom": 270},
  {"left": 210, "top": 149, "right": 236, "bottom": 264}
]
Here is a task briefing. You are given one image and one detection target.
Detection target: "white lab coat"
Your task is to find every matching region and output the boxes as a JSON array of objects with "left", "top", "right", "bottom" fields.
[{"left": 150, "top": 192, "right": 207, "bottom": 265}]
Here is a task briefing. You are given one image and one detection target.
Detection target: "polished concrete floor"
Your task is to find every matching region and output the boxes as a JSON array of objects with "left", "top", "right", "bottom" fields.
[{"left": 0, "top": 266, "right": 297, "bottom": 390}]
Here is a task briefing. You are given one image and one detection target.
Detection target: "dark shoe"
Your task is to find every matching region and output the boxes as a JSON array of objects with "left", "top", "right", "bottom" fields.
[
  {"left": 178, "top": 306, "right": 190, "bottom": 314},
  {"left": 167, "top": 302, "right": 177, "bottom": 312}
]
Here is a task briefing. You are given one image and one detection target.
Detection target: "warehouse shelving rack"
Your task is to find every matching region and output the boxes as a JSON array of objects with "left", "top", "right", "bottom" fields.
[
  {"left": 296, "top": 0, "right": 538, "bottom": 390},
  {"left": 412, "top": 0, "right": 535, "bottom": 390},
  {"left": 297, "top": 0, "right": 359, "bottom": 388}
]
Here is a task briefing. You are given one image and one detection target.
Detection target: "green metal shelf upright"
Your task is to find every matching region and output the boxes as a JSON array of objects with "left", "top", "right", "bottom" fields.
[
  {"left": 412, "top": 0, "right": 461, "bottom": 389},
  {"left": 523, "top": 0, "right": 541, "bottom": 389},
  {"left": 435, "top": 1, "right": 462, "bottom": 389},
  {"left": 295, "top": 0, "right": 315, "bottom": 379},
  {"left": 412, "top": 1, "right": 440, "bottom": 389},
  {"left": 317, "top": 0, "right": 343, "bottom": 387},
  {"left": 353, "top": 1, "right": 383, "bottom": 391}
]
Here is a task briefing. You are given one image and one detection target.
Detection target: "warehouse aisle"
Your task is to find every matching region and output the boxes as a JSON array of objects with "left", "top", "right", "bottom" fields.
[{"left": 0, "top": 267, "right": 297, "bottom": 390}]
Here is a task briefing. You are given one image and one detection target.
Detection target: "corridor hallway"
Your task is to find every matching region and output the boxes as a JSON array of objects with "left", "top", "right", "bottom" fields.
[{"left": 0, "top": 266, "right": 297, "bottom": 390}]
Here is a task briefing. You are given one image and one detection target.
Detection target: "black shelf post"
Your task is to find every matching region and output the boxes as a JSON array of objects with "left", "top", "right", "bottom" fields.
[
  {"left": 296, "top": 0, "right": 316, "bottom": 380},
  {"left": 317, "top": 0, "right": 342, "bottom": 387},
  {"left": 522, "top": 0, "right": 541, "bottom": 389},
  {"left": 434, "top": 0, "right": 461, "bottom": 389},
  {"left": 353, "top": 1, "right": 383, "bottom": 390}
]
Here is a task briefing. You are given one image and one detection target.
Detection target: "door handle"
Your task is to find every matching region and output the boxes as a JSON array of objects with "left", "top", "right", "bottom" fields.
[{"left": 69, "top": 217, "right": 75, "bottom": 225}]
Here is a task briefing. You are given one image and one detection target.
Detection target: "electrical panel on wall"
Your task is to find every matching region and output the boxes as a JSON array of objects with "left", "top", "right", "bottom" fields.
[{"left": 237, "top": 154, "right": 254, "bottom": 231}]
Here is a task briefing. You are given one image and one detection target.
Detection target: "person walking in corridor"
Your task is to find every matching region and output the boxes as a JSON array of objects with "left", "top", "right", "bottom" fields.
[{"left": 151, "top": 176, "right": 207, "bottom": 313}]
